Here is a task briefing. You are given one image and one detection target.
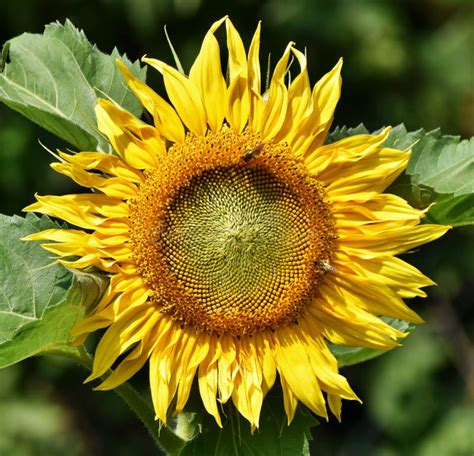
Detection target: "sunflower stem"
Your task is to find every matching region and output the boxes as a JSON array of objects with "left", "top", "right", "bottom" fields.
[
  {"left": 46, "top": 344, "right": 187, "bottom": 455},
  {"left": 112, "top": 378, "right": 187, "bottom": 455}
]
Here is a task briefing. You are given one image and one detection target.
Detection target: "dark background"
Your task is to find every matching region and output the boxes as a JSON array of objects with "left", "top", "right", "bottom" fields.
[{"left": 0, "top": 1, "right": 473, "bottom": 455}]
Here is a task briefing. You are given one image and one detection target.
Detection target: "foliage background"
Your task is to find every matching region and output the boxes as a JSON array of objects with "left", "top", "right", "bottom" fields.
[{"left": 0, "top": 0, "right": 473, "bottom": 455}]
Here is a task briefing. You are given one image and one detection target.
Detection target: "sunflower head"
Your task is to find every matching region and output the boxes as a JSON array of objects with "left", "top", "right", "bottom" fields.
[{"left": 24, "top": 17, "right": 449, "bottom": 428}]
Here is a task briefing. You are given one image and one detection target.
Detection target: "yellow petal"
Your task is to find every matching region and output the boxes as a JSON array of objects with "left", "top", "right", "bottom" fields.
[
  {"left": 275, "top": 46, "right": 312, "bottom": 143},
  {"left": 189, "top": 18, "right": 227, "bottom": 132},
  {"left": 326, "top": 149, "right": 409, "bottom": 197},
  {"left": 311, "top": 58, "right": 343, "bottom": 131},
  {"left": 274, "top": 326, "right": 328, "bottom": 419},
  {"left": 95, "top": 339, "right": 151, "bottom": 390},
  {"left": 94, "top": 218, "right": 131, "bottom": 237},
  {"left": 340, "top": 224, "right": 451, "bottom": 258},
  {"left": 108, "top": 285, "right": 149, "bottom": 317},
  {"left": 247, "top": 22, "right": 264, "bottom": 130},
  {"left": 305, "top": 127, "right": 391, "bottom": 176},
  {"left": 300, "top": 319, "right": 360, "bottom": 402},
  {"left": 338, "top": 252, "right": 435, "bottom": 298},
  {"left": 231, "top": 337, "right": 264, "bottom": 427},
  {"left": 59, "top": 150, "right": 144, "bottom": 183},
  {"left": 87, "top": 305, "right": 157, "bottom": 381},
  {"left": 328, "top": 272, "right": 424, "bottom": 324},
  {"left": 24, "top": 228, "right": 87, "bottom": 243},
  {"left": 24, "top": 194, "right": 110, "bottom": 229},
  {"left": 95, "top": 100, "right": 162, "bottom": 169},
  {"left": 116, "top": 59, "right": 185, "bottom": 143},
  {"left": 197, "top": 337, "right": 222, "bottom": 427},
  {"left": 175, "top": 331, "right": 210, "bottom": 414},
  {"left": 51, "top": 162, "right": 137, "bottom": 199},
  {"left": 231, "top": 368, "right": 263, "bottom": 428},
  {"left": 309, "top": 293, "right": 403, "bottom": 349},
  {"left": 149, "top": 319, "right": 184, "bottom": 422},
  {"left": 333, "top": 193, "right": 424, "bottom": 231},
  {"left": 291, "top": 58, "right": 343, "bottom": 157},
  {"left": 225, "top": 18, "right": 250, "bottom": 132},
  {"left": 70, "top": 305, "right": 116, "bottom": 338},
  {"left": 254, "top": 332, "right": 276, "bottom": 396},
  {"left": 257, "top": 43, "right": 292, "bottom": 139},
  {"left": 217, "top": 335, "right": 238, "bottom": 403},
  {"left": 110, "top": 274, "right": 146, "bottom": 293},
  {"left": 280, "top": 375, "right": 298, "bottom": 424},
  {"left": 328, "top": 394, "right": 343, "bottom": 421},
  {"left": 143, "top": 57, "right": 207, "bottom": 136}
]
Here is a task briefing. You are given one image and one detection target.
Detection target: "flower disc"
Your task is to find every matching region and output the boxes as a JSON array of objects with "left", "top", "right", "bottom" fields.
[{"left": 129, "top": 131, "right": 336, "bottom": 335}]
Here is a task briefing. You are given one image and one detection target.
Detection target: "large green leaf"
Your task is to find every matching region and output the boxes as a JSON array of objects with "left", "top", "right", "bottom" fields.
[
  {"left": 328, "top": 124, "right": 474, "bottom": 226},
  {"left": 181, "top": 388, "right": 318, "bottom": 456},
  {"left": 0, "top": 213, "right": 107, "bottom": 368},
  {"left": 0, "top": 20, "right": 146, "bottom": 152}
]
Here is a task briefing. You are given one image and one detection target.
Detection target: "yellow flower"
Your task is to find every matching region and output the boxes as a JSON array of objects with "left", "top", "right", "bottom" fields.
[{"left": 24, "top": 17, "right": 449, "bottom": 428}]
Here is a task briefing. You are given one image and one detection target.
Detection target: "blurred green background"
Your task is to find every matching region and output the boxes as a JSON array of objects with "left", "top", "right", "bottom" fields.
[{"left": 1, "top": 0, "right": 473, "bottom": 455}]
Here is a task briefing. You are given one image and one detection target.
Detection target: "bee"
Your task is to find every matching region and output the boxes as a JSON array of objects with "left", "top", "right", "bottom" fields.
[
  {"left": 243, "top": 143, "right": 264, "bottom": 162},
  {"left": 315, "top": 260, "right": 337, "bottom": 274}
]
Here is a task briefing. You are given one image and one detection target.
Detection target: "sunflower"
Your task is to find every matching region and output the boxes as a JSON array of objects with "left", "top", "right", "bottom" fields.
[{"left": 24, "top": 17, "right": 449, "bottom": 428}]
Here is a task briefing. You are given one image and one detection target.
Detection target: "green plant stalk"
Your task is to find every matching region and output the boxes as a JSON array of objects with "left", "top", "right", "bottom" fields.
[{"left": 42, "top": 345, "right": 188, "bottom": 456}]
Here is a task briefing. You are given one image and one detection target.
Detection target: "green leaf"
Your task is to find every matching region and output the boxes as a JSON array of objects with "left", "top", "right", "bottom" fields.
[
  {"left": 329, "top": 318, "right": 411, "bottom": 367},
  {"left": 0, "top": 19, "right": 146, "bottom": 152},
  {"left": 387, "top": 126, "right": 474, "bottom": 226},
  {"left": 326, "top": 123, "right": 369, "bottom": 143},
  {"left": 0, "top": 213, "right": 108, "bottom": 368},
  {"left": 181, "top": 388, "right": 318, "bottom": 456},
  {"left": 424, "top": 193, "right": 474, "bottom": 227},
  {"left": 328, "top": 123, "right": 474, "bottom": 226}
]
